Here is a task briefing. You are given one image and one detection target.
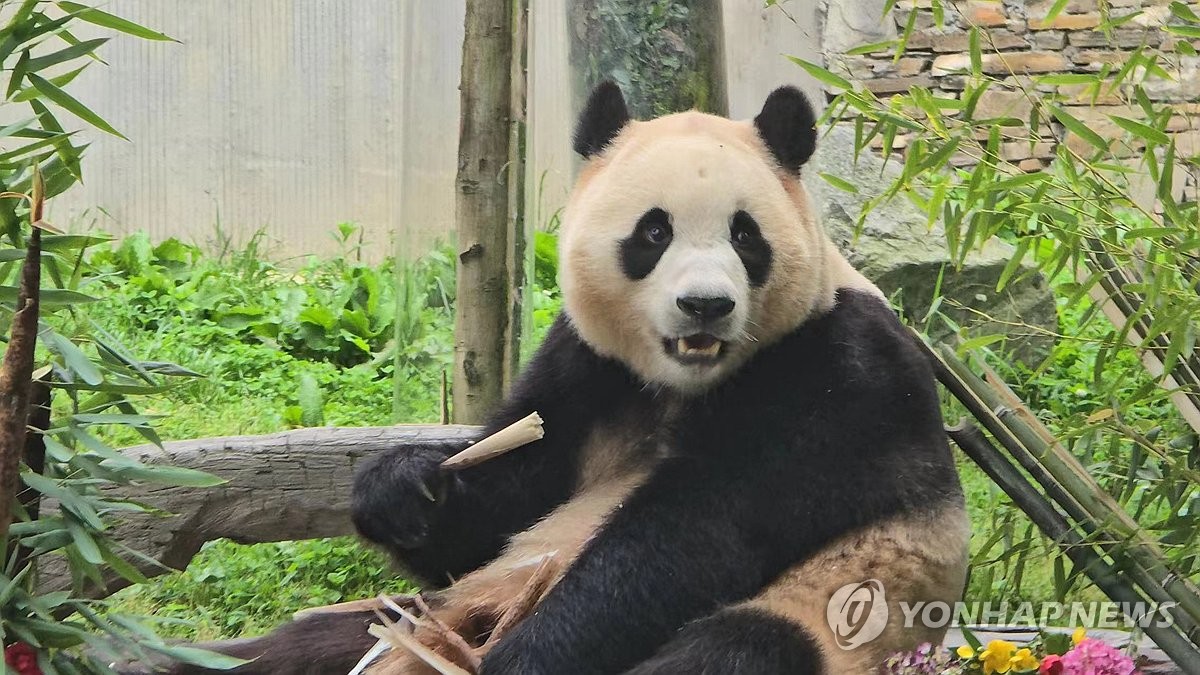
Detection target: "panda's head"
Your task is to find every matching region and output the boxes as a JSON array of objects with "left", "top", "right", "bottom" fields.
[{"left": 560, "top": 83, "right": 838, "bottom": 394}]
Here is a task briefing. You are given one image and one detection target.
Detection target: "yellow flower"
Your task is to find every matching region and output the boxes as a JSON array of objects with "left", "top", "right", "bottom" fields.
[
  {"left": 979, "top": 640, "right": 1017, "bottom": 674},
  {"left": 1072, "top": 627, "right": 1087, "bottom": 645},
  {"left": 956, "top": 645, "right": 976, "bottom": 659},
  {"left": 1010, "top": 647, "right": 1040, "bottom": 671}
]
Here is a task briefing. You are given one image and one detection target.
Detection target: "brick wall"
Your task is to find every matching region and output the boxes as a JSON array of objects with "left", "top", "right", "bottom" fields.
[{"left": 824, "top": 0, "right": 1198, "bottom": 198}]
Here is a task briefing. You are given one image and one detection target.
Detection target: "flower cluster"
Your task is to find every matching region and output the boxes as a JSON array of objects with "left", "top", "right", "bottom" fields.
[
  {"left": 882, "top": 630, "right": 1139, "bottom": 675},
  {"left": 4, "top": 642, "right": 43, "bottom": 675}
]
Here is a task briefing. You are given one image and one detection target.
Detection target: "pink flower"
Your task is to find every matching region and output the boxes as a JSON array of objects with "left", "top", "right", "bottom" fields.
[
  {"left": 4, "top": 642, "right": 43, "bottom": 675},
  {"left": 1039, "top": 654, "right": 1064, "bottom": 675},
  {"left": 1061, "top": 638, "right": 1137, "bottom": 675}
]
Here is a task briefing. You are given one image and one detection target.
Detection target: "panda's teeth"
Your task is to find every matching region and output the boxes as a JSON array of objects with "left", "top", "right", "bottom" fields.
[{"left": 677, "top": 338, "right": 722, "bottom": 357}]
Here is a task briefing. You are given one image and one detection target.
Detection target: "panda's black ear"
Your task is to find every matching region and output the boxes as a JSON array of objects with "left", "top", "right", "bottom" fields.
[
  {"left": 753, "top": 86, "right": 818, "bottom": 172},
  {"left": 574, "top": 80, "right": 631, "bottom": 158}
]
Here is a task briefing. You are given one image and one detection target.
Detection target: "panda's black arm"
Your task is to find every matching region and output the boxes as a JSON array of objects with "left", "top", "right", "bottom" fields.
[{"left": 352, "top": 314, "right": 636, "bottom": 582}]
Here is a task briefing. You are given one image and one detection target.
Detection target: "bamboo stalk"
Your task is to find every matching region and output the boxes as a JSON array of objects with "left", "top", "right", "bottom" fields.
[
  {"left": 947, "top": 421, "right": 1200, "bottom": 672},
  {"left": 913, "top": 332, "right": 1200, "bottom": 644},
  {"left": 939, "top": 345, "right": 1200, "bottom": 633}
]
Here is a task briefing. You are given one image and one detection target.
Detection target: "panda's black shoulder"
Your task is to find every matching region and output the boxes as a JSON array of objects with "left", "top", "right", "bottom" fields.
[
  {"left": 719, "top": 288, "right": 947, "bottom": 451},
  {"left": 815, "top": 287, "right": 934, "bottom": 381},
  {"left": 751, "top": 287, "right": 935, "bottom": 393}
]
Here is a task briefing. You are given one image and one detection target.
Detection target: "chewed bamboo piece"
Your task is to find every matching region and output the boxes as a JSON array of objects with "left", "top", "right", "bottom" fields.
[
  {"left": 440, "top": 412, "right": 544, "bottom": 470},
  {"left": 292, "top": 593, "right": 415, "bottom": 620}
]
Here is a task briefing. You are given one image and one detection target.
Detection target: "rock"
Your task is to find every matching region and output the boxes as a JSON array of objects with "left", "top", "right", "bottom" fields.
[
  {"left": 1026, "top": 0, "right": 1097, "bottom": 16},
  {"left": 1028, "top": 12, "right": 1102, "bottom": 30},
  {"left": 1067, "top": 28, "right": 1161, "bottom": 48},
  {"left": 959, "top": 1, "right": 1008, "bottom": 27},
  {"left": 1033, "top": 30, "right": 1067, "bottom": 50},
  {"left": 806, "top": 125, "right": 1057, "bottom": 360},
  {"left": 864, "top": 74, "right": 936, "bottom": 94},
  {"left": 821, "top": 0, "right": 898, "bottom": 56},
  {"left": 932, "top": 51, "right": 1070, "bottom": 76},
  {"left": 974, "top": 89, "right": 1034, "bottom": 126},
  {"left": 917, "top": 30, "right": 1029, "bottom": 52}
]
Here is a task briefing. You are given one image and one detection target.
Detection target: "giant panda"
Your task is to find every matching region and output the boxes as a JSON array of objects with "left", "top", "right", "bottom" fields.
[{"left": 167, "top": 83, "right": 970, "bottom": 675}]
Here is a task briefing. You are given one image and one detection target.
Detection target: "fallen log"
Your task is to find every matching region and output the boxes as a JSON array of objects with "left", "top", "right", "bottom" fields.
[{"left": 38, "top": 425, "right": 478, "bottom": 598}]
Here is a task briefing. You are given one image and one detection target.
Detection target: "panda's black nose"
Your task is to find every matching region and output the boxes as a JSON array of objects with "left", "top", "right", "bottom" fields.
[{"left": 677, "top": 295, "right": 735, "bottom": 320}]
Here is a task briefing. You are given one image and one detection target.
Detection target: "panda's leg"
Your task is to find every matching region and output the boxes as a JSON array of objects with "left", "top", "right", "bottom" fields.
[{"left": 624, "top": 607, "right": 825, "bottom": 675}]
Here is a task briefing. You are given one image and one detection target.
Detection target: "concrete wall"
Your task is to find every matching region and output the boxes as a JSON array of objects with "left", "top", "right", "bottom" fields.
[{"left": 48, "top": 1, "right": 826, "bottom": 259}]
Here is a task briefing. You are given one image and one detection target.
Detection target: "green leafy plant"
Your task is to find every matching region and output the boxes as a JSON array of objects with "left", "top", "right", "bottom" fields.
[
  {"left": 0, "top": 5, "right": 255, "bottom": 671},
  {"left": 785, "top": 0, "right": 1200, "bottom": 662}
]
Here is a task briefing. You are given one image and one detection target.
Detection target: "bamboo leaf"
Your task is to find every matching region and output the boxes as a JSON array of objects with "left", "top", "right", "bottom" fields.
[
  {"left": 1166, "top": 24, "right": 1200, "bottom": 37},
  {"left": 54, "top": 2, "right": 177, "bottom": 41},
  {"left": 1049, "top": 105, "right": 1109, "bottom": 153},
  {"left": 0, "top": 285, "right": 96, "bottom": 305},
  {"left": 64, "top": 517, "right": 103, "bottom": 564},
  {"left": 818, "top": 172, "right": 859, "bottom": 193},
  {"left": 785, "top": 55, "right": 854, "bottom": 92},
  {"left": 7, "top": 49, "right": 31, "bottom": 99},
  {"left": 957, "top": 333, "right": 1005, "bottom": 354},
  {"left": 1170, "top": 1, "right": 1200, "bottom": 23},
  {"left": 44, "top": 331, "right": 103, "bottom": 384},
  {"left": 26, "top": 37, "right": 107, "bottom": 72},
  {"left": 1108, "top": 115, "right": 1169, "bottom": 146},
  {"left": 845, "top": 40, "right": 897, "bottom": 56},
  {"left": 27, "top": 72, "right": 127, "bottom": 140},
  {"left": 11, "top": 64, "right": 88, "bottom": 102},
  {"left": 968, "top": 27, "right": 982, "bottom": 77},
  {"left": 1042, "top": 0, "right": 1071, "bottom": 22}
]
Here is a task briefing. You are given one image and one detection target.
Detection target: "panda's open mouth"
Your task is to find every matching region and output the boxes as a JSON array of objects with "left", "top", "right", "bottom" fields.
[{"left": 663, "top": 333, "right": 725, "bottom": 364}]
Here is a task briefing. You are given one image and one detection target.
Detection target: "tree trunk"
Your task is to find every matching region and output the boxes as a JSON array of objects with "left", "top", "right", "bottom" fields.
[
  {"left": 36, "top": 425, "right": 479, "bottom": 598},
  {"left": 0, "top": 227, "right": 41, "bottom": 543},
  {"left": 569, "top": 0, "right": 728, "bottom": 119},
  {"left": 505, "top": 0, "right": 531, "bottom": 384},
  {"left": 454, "top": 0, "right": 520, "bottom": 424}
]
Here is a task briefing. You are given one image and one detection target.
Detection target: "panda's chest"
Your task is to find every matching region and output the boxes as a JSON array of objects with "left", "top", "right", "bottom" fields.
[{"left": 574, "top": 399, "right": 680, "bottom": 492}]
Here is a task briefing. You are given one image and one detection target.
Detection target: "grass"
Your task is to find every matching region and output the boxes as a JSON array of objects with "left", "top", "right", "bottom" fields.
[{"left": 90, "top": 226, "right": 1168, "bottom": 639}]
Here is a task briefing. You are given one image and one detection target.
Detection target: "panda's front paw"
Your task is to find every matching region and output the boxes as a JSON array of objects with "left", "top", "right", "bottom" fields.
[{"left": 350, "top": 444, "right": 460, "bottom": 551}]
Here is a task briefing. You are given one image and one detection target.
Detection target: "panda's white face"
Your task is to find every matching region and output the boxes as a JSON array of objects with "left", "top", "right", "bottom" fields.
[{"left": 560, "top": 107, "right": 836, "bottom": 393}]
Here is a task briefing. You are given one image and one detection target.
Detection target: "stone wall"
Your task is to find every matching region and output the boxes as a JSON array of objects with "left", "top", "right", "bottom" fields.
[{"left": 823, "top": 0, "right": 1198, "bottom": 197}]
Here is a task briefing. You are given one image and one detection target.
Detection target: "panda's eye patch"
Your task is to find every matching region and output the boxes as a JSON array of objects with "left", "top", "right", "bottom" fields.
[
  {"left": 731, "top": 217, "right": 761, "bottom": 247},
  {"left": 730, "top": 210, "right": 772, "bottom": 288},
  {"left": 620, "top": 208, "right": 673, "bottom": 280},
  {"left": 636, "top": 208, "right": 673, "bottom": 245}
]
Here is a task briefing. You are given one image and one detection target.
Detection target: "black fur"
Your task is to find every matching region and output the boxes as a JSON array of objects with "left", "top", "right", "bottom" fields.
[
  {"left": 753, "top": 86, "right": 818, "bottom": 172},
  {"left": 619, "top": 207, "right": 673, "bottom": 280},
  {"left": 574, "top": 80, "right": 632, "bottom": 158},
  {"left": 478, "top": 289, "right": 960, "bottom": 674},
  {"left": 353, "top": 314, "right": 646, "bottom": 584},
  {"left": 625, "top": 608, "right": 825, "bottom": 675},
  {"left": 730, "top": 210, "right": 772, "bottom": 287}
]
